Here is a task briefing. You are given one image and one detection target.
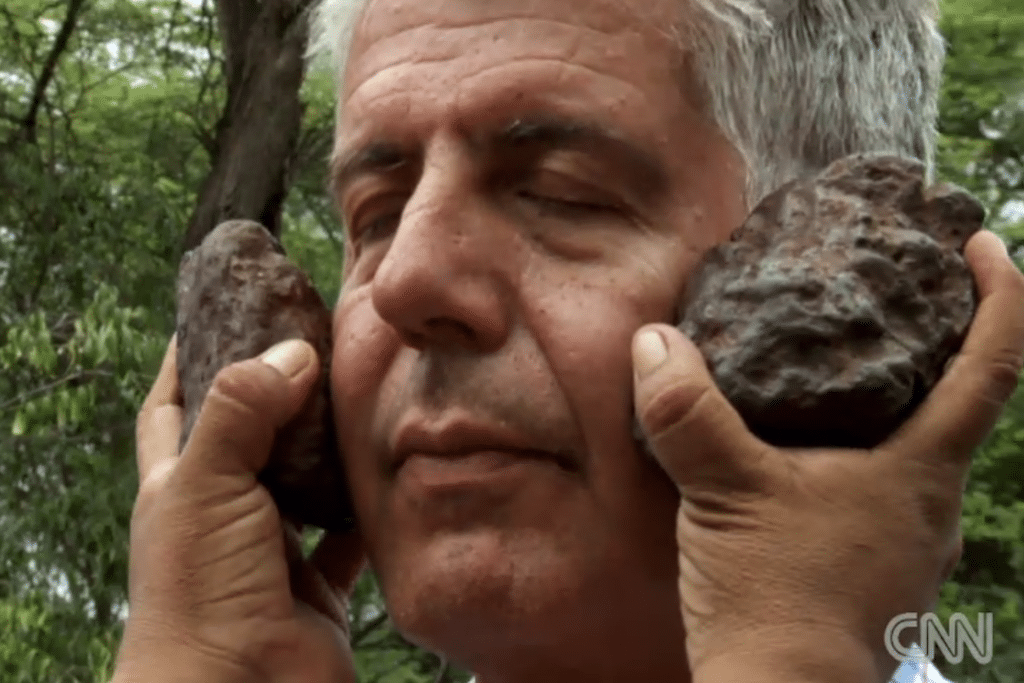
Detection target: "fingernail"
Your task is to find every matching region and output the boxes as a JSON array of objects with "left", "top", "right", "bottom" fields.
[
  {"left": 633, "top": 329, "right": 668, "bottom": 380},
  {"left": 261, "top": 339, "right": 311, "bottom": 378}
]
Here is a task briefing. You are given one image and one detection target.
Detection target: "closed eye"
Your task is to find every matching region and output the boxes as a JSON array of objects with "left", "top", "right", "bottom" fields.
[
  {"left": 353, "top": 211, "right": 401, "bottom": 242},
  {"left": 517, "top": 190, "right": 619, "bottom": 216},
  {"left": 348, "top": 191, "right": 407, "bottom": 243}
]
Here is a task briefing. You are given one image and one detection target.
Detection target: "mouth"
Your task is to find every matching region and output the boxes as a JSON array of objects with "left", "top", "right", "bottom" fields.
[
  {"left": 397, "top": 450, "right": 572, "bottom": 492},
  {"left": 391, "top": 417, "right": 577, "bottom": 475},
  {"left": 398, "top": 448, "right": 573, "bottom": 471}
]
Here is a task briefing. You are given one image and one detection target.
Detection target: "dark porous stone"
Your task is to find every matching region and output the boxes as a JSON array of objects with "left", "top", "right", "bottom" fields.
[
  {"left": 679, "top": 154, "right": 986, "bottom": 449},
  {"left": 176, "top": 220, "right": 353, "bottom": 531}
]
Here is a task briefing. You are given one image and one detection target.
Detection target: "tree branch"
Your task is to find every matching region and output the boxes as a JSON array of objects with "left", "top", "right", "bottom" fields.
[
  {"left": 0, "top": 369, "right": 112, "bottom": 414},
  {"left": 215, "top": 0, "right": 259, "bottom": 95},
  {"left": 161, "top": 0, "right": 185, "bottom": 71},
  {"left": 21, "top": 0, "right": 88, "bottom": 143}
]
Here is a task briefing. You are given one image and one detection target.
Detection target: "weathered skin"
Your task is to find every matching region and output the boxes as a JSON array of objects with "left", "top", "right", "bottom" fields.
[
  {"left": 177, "top": 157, "right": 982, "bottom": 523},
  {"left": 176, "top": 220, "right": 353, "bottom": 531},
  {"left": 679, "top": 154, "right": 986, "bottom": 448}
]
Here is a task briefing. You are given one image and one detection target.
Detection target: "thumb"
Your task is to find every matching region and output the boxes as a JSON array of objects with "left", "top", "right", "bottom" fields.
[
  {"left": 632, "top": 324, "right": 773, "bottom": 493},
  {"left": 178, "top": 339, "right": 321, "bottom": 481}
]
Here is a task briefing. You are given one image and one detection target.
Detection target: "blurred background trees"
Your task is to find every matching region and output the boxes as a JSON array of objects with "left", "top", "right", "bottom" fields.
[
  {"left": 0, "top": 0, "right": 1021, "bottom": 681},
  {"left": 936, "top": 2, "right": 1024, "bottom": 681}
]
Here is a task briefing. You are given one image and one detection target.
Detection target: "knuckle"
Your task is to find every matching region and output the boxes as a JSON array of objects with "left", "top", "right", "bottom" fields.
[
  {"left": 140, "top": 459, "right": 174, "bottom": 495},
  {"left": 207, "top": 360, "right": 283, "bottom": 420},
  {"left": 133, "top": 482, "right": 157, "bottom": 517},
  {"left": 956, "top": 346, "right": 1024, "bottom": 409},
  {"left": 134, "top": 461, "right": 174, "bottom": 517},
  {"left": 135, "top": 409, "right": 149, "bottom": 445},
  {"left": 133, "top": 482, "right": 159, "bottom": 520},
  {"left": 986, "top": 350, "right": 1023, "bottom": 405},
  {"left": 1004, "top": 259, "right": 1024, "bottom": 296},
  {"left": 642, "top": 381, "right": 712, "bottom": 437},
  {"left": 912, "top": 472, "right": 964, "bottom": 533},
  {"left": 135, "top": 399, "right": 157, "bottom": 442}
]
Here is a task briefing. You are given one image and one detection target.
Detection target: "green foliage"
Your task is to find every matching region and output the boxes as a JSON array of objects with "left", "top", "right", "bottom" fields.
[
  {"left": 938, "top": 0, "right": 1024, "bottom": 250},
  {"left": 281, "top": 67, "right": 346, "bottom": 303},
  {"left": 0, "top": 0, "right": 456, "bottom": 680},
  {"left": 1, "top": 1, "right": 200, "bottom": 678},
  {"left": 347, "top": 571, "right": 467, "bottom": 683},
  {"left": 929, "top": 2, "right": 1024, "bottom": 681},
  {"left": 0, "top": 0, "right": 1020, "bottom": 681},
  {"left": 0, "top": 594, "right": 120, "bottom": 683}
]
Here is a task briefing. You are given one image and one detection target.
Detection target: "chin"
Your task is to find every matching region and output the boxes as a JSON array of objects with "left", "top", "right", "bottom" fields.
[{"left": 378, "top": 526, "right": 591, "bottom": 659}]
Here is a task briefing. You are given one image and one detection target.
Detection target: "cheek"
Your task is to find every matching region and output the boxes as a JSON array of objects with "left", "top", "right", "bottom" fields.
[
  {"left": 532, "top": 246, "right": 682, "bottom": 387},
  {"left": 330, "top": 290, "right": 397, "bottom": 527},
  {"left": 529, "top": 278, "right": 682, "bottom": 580},
  {"left": 332, "top": 289, "right": 392, "bottom": 431},
  {"left": 524, "top": 243, "right": 685, "bottom": 484},
  {"left": 527, "top": 260, "right": 678, "bottom": 456}
]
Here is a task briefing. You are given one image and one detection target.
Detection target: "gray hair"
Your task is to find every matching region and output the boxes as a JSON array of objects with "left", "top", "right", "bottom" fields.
[{"left": 308, "top": 0, "right": 944, "bottom": 207}]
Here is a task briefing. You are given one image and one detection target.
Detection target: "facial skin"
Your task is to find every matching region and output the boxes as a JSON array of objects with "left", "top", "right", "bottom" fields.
[{"left": 329, "top": 0, "right": 748, "bottom": 680}]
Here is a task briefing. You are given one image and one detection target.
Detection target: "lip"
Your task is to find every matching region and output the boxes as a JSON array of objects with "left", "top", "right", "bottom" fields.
[{"left": 391, "top": 414, "right": 575, "bottom": 474}]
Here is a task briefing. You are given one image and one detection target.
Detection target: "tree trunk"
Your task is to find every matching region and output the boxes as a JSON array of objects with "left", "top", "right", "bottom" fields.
[{"left": 183, "top": 0, "right": 316, "bottom": 250}]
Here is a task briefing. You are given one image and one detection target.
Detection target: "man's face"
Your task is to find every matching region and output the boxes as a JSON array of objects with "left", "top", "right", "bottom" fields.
[{"left": 330, "top": 0, "right": 747, "bottom": 667}]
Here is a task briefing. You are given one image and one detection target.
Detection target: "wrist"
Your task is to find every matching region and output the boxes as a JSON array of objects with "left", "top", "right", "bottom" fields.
[
  {"left": 111, "top": 626, "right": 260, "bottom": 683},
  {"left": 691, "top": 625, "right": 885, "bottom": 683},
  {"left": 111, "top": 656, "right": 253, "bottom": 683}
]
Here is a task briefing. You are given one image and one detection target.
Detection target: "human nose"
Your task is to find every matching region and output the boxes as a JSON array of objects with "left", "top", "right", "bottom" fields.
[{"left": 370, "top": 166, "right": 512, "bottom": 353}]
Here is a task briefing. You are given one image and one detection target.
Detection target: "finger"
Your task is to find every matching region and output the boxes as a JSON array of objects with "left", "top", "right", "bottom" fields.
[
  {"left": 885, "top": 230, "right": 1024, "bottom": 466},
  {"left": 310, "top": 530, "right": 366, "bottom": 598},
  {"left": 136, "top": 335, "right": 183, "bottom": 482},
  {"left": 176, "top": 339, "right": 320, "bottom": 481},
  {"left": 632, "top": 324, "right": 776, "bottom": 493},
  {"left": 284, "top": 523, "right": 350, "bottom": 633}
]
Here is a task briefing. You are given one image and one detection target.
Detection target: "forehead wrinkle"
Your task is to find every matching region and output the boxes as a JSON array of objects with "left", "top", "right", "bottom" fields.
[
  {"left": 366, "top": 12, "right": 641, "bottom": 37},
  {"left": 345, "top": 12, "right": 667, "bottom": 102},
  {"left": 355, "top": 0, "right": 670, "bottom": 46},
  {"left": 344, "top": 56, "right": 656, "bottom": 133}
]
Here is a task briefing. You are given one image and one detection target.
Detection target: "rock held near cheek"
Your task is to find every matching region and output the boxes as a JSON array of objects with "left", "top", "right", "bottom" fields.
[
  {"left": 176, "top": 220, "right": 354, "bottom": 532},
  {"left": 679, "top": 154, "right": 986, "bottom": 449}
]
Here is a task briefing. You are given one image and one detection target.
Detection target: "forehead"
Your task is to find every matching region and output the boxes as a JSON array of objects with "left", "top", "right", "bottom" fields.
[
  {"left": 348, "top": 0, "right": 683, "bottom": 75},
  {"left": 339, "top": 0, "right": 690, "bottom": 144}
]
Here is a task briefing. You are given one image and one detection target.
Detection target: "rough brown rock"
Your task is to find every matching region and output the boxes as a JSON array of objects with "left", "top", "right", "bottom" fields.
[
  {"left": 176, "top": 220, "right": 353, "bottom": 531},
  {"left": 679, "top": 154, "right": 985, "bottom": 449}
]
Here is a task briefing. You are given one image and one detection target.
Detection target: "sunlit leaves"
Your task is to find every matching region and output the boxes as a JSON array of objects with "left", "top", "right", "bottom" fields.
[
  {"left": 932, "top": 6, "right": 1024, "bottom": 679},
  {"left": 0, "top": 0, "right": 1019, "bottom": 682},
  {"left": 938, "top": 0, "right": 1024, "bottom": 248}
]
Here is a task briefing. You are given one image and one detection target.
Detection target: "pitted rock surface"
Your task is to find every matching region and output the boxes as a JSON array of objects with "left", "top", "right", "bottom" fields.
[
  {"left": 176, "top": 220, "right": 353, "bottom": 531},
  {"left": 679, "top": 154, "right": 985, "bottom": 449}
]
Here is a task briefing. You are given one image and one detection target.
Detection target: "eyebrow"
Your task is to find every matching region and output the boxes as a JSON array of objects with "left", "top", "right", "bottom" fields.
[
  {"left": 491, "top": 117, "right": 668, "bottom": 197},
  {"left": 330, "top": 142, "right": 412, "bottom": 200}
]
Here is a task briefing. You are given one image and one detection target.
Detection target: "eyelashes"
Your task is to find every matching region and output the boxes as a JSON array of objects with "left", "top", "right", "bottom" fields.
[
  {"left": 515, "top": 190, "right": 621, "bottom": 218},
  {"left": 347, "top": 182, "right": 627, "bottom": 246},
  {"left": 347, "top": 191, "right": 405, "bottom": 244},
  {"left": 354, "top": 211, "right": 402, "bottom": 243}
]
